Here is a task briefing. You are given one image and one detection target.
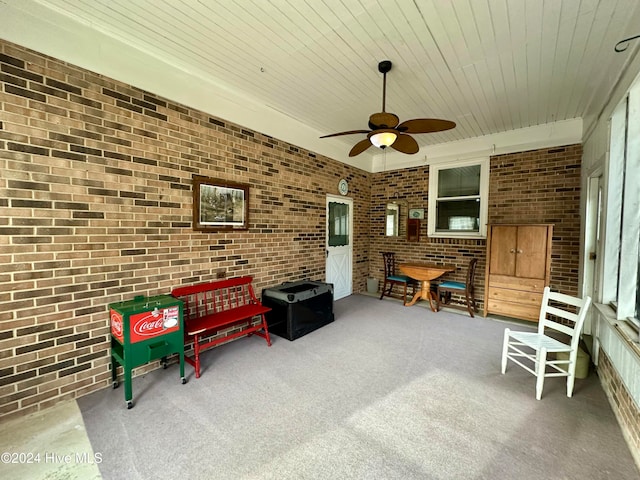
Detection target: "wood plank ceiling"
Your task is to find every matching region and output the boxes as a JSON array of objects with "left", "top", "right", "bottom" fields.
[{"left": 23, "top": 0, "right": 640, "bottom": 153}]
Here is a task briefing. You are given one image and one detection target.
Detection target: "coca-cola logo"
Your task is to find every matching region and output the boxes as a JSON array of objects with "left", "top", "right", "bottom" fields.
[
  {"left": 111, "top": 312, "right": 123, "bottom": 336},
  {"left": 133, "top": 316, "right": 165, "bottom": 337}
]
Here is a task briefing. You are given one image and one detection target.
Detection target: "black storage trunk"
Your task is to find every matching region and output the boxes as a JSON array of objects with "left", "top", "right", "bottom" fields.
[{"left": 262, "top": 280, "right": 334, "bottom": 341}]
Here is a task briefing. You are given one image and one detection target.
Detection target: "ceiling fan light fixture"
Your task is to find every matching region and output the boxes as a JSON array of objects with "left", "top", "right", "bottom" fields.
[
  {"left": 370, "top": 131, "right": 397, "bottom": 148},
  {"left": 320, "top": 60, "right": 455, "bottom": 156}
]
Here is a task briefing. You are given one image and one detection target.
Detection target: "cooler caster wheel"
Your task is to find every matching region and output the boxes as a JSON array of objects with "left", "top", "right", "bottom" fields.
[
  {"left": 161, "top": 361, "right": 168, "bottom": 369},
  {"left": 113, "top": 380, "right": 119, "bottom": 389},
  {"left": 126, "top": 400, "right": 133, "bottom": 409},
  {"left": 181, "top": 377, "right": 187, "bottom": 385}
]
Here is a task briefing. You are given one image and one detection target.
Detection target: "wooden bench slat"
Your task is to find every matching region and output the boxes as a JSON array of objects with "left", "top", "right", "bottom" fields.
[
  {"left": 185, "top": 304, "right": 271, "bottom": 335},
  {"left": 171, "top": 276, "right": 272, "bottom": 378}
]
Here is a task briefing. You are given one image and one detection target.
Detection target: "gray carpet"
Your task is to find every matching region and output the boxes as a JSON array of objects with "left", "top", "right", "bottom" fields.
[{"left": 78, "top": 294, "right": 639, "bottom": 480}]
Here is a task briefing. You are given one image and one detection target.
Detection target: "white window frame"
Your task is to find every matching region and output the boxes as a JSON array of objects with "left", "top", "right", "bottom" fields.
[
  {"left": 610, "top": 76, "right": 640, "bottom": 328},
  {"left": 427, "top": 157, "right": 490, "bottom": 239}
]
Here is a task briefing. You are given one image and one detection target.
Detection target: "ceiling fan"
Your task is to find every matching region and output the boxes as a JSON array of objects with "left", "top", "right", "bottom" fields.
[{"left": 320, "top": 60, "right": 456, "bottom": 157}]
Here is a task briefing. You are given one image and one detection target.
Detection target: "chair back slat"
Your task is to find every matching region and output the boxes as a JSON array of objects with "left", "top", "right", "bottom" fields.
[
  {"left": 544, "top": 305, "right": 579, "bottom": 324},
  {"left": 548, "top": 289, "right": 586, "bottom": 307},
  {"left": 538, "top": 286, "right": 592, "bottom": 344},
  {"left": 382, "top": 252, "right": 397, "bottom": 277},
  {"left": 466, "top": 258, "right": 478, "bottom": 287}
]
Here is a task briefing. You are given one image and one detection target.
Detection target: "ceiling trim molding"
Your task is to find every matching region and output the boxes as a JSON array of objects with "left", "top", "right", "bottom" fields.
[{"left": 371, "top": 119, "right": 583, "bottom": 172}]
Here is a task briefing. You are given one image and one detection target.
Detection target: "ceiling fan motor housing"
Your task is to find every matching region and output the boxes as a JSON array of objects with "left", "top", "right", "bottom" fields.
[{"left": 378, "top": 60, "right": 392, "bottom": 73}]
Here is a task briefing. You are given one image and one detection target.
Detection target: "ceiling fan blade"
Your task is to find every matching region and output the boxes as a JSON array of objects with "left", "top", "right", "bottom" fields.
[
  {"left": 390, "top": 133, "right": 419, "bottom": 155},
  {"left": 320, "top": 129, "right": 370, "bottom": 138},
  {"left": 396, "top": 118, "right": 456, "bottom": 134},
  {"left": 349, "top": 138, "right": 373, "bottom": 157}
]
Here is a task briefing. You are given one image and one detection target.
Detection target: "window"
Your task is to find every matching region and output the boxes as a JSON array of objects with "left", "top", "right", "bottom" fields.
[
  {"left": 328, "top": 201, "right": 349, "bottom": 247},
  {"left": 427, "top": 157, "right": 489, "bottom": 238},
  {"left": 608, "top": 76, "right": 640, "bottom": 330}
]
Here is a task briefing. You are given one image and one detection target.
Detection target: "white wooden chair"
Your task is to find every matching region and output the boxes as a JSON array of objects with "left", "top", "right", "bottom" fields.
[{"left": 501, "top": 286, "right": 592, "bottom": 400}]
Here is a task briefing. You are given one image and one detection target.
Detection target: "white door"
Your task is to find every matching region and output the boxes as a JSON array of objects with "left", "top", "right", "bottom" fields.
[
  {"left": 583, "top": 173, "right": 603, "bottom": 334},
  {"left": 326, "top": 195, "right": 353, "bottom": 300}
]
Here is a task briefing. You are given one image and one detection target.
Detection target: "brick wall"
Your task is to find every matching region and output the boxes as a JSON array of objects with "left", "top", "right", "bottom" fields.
[
  {"left": 369, "top": 165, "right": 486, "bottom": 305},
  {"left": 0, "top": 39, "right": 583, "bottom": 419},
  {"left": 0, "top": 40, "right": 371, "bottom": 418},
  {"left": 488, "top": 145, "right": 582, "bottom": 296},
  {"left": 368, "top": 144, "right": 583, "bottom": 306}
]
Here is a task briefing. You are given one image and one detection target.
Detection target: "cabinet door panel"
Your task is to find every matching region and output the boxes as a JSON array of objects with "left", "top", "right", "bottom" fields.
[
  {"left": 489, "top": 225, "right": 517, "bottom": 275},
  {"left": 515, "top": 226, "right": 549, "bottom": 279}
]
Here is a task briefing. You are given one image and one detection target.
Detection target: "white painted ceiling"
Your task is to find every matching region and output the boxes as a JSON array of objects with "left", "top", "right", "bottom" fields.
[{"left": 3, "top": 0, "right": 640, "bottom": 170}]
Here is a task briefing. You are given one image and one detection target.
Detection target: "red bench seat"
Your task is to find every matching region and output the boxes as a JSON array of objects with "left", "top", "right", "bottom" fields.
[{"left": 171, "top": 276, "right": 272, "bottom": 378}]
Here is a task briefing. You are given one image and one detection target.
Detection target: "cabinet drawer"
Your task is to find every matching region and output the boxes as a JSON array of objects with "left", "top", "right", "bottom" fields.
[
  {"left": 486, "top": 300, "right": 540, "bottom": 322},
  {"left": 488, "top": 274, "right": 545, "bottom": 292},
  {"left": 487, "top": 287, "right": 543, "bottom": 306}
]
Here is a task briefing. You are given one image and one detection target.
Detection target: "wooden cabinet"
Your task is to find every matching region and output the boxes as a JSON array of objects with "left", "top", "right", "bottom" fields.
[{"left": 483, "top": 224, "right": 553, "bottom": 321}]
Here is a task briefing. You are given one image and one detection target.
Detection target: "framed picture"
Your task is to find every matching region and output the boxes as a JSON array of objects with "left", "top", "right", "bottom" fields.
[
  {"left": 192, "top": 175, "right": 249, "bottom": 231},
  {"left": 408, "top": 208, "right": 425, "bottom": 220}
]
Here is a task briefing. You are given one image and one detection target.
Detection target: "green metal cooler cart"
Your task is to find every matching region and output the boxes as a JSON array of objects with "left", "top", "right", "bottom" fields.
[{"left": 109, "top": 294, "right": 186, "bottom": 409}]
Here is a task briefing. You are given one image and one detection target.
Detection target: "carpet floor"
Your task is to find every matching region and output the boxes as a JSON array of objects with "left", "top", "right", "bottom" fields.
[{"left": 75, "top": 294, "right": 639, "bottom": 480}]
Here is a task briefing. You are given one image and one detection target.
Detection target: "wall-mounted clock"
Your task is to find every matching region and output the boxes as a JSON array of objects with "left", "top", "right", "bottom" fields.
[{"left": 338, "top": 179, "right": 349, "bottom": 195}]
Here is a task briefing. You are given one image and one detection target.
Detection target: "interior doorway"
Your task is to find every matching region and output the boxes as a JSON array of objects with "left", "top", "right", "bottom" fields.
[
  {"left": 583, "top": 172, "right": 603, "bottom": 334},
  {"left": 326, "top": 195, "right": 353, "bottom": 300}
]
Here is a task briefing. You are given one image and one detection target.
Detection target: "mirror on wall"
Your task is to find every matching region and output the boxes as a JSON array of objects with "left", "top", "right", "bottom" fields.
[{"left": 385, "top": 203, "right": 400, "bottom": 236}]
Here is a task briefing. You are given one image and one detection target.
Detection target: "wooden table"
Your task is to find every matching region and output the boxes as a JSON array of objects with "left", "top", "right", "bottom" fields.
[{"left": 399, "top": 263, "right": 456, "bottom": 311}]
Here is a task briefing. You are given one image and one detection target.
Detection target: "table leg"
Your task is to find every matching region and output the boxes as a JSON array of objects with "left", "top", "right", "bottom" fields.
[
  {"left": 405, "top": 290, "right": 421, "bottom": 306},
  {"left": 420, "top": 280, "right": 437, "bottom": 312},
  {"left": 405, "top": 280, "right": 437, "bottom": 311},
  {"left": 426, "top": 292, "right": 437, "bottom": 312}
]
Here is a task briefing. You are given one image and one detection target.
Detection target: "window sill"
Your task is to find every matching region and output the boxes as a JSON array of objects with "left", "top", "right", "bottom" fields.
[
  {"left": 428, "top": 232, "right": 486, "bottom": 240},
  {"left": 595, "top": 303, "right": 640, "bottom": 358}
]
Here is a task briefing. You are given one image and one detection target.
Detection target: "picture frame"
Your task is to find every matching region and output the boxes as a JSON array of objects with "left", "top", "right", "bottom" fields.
[
  {"left": 192, "top": 175, "right": 249, "bottom": 231},
  {"left": 408, "top": 208, "right": 425, "bottom": 220}
]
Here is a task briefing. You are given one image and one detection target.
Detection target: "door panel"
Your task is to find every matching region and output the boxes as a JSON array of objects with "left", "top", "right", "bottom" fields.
[
  {"left": 326, "top": 196, "right": 352, "bottom": 300},
  {"left": 490, "top": 225, "right": 517, "bottom": 275},
  {"left": 516, "top": 226, "right": 548, "bottom": 279}
]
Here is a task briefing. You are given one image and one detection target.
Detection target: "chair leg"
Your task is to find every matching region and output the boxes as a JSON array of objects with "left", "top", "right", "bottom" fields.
[
  {"left": 379, "top": 280, "right": 387, "bottom": 300},
  {"left": 464, "top": 289, "right": 475, "bottom": 317},
  {"left": 501, "top": 329, "right": 510, "bottom": 374},
  {"left": 567, "top": 374, "right": 576, "bottom": 398},
  {"left": 536, "top": 347, "right": 547, "bottom": 400},
  {"left": 567, "top": 352, "right": 577, "bottom": 397}
]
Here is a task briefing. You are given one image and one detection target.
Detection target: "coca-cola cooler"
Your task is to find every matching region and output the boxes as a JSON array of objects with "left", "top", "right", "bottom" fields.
[{"left": 109, "top": 294, "right": 186, "bottom": 409}]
